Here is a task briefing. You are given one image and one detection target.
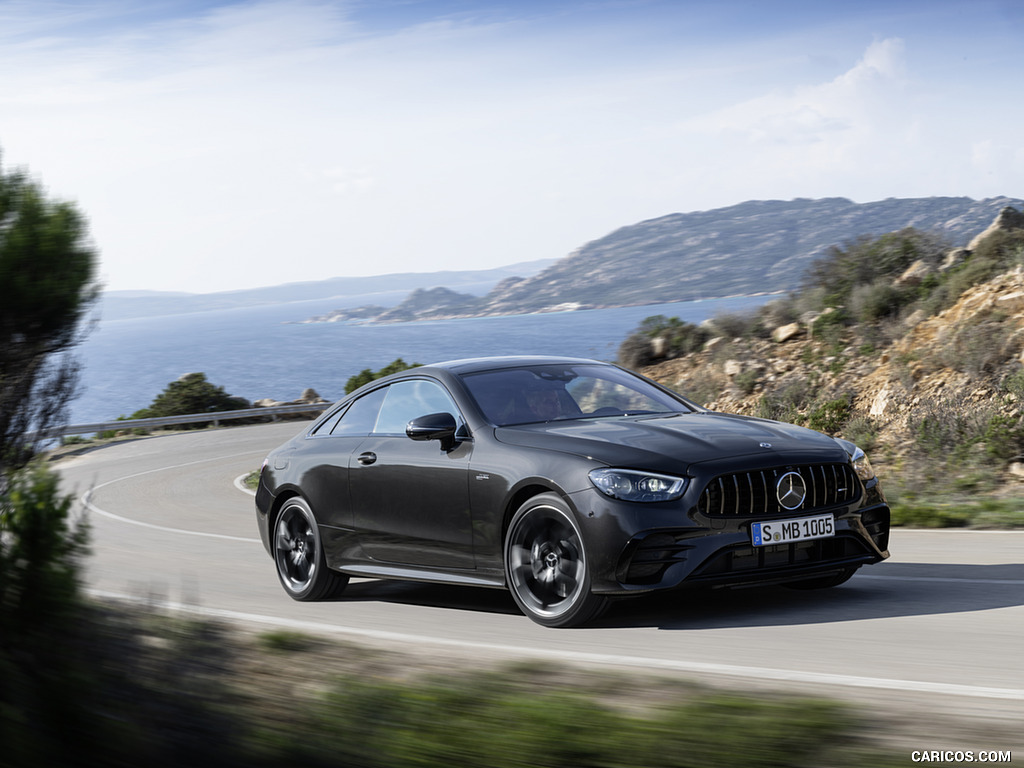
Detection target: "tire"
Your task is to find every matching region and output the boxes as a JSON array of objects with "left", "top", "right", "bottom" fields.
[
  {"left": 504, "top": 493, "right": 608, "bottom": 628},
  {"left": 273, "top": 497, "right": 348, "bottom": 601},
  {"left": 783, "top": 566, "right": 859, "bottom": 590}
]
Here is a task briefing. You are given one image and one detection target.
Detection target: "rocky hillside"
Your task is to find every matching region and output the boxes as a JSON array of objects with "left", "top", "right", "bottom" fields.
[
  {"left": 307, "top": 196, "right": 1024, "bottom": 324},
  {"left": 632, "top": 207, "right": 1024, "bottom": 519},
  {"left": 491, "top": 196, "right": 1024, "bottom": 312}
]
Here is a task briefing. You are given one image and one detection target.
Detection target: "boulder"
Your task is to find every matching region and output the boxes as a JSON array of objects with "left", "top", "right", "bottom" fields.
[
  {"left": 967, "top": 206, "right": 1024, "bottom": 251},
  {"left": 298, "top": 388, "right": 327, "bottom": 404},
  {"left": 651, "top": 335, "right": 669, "bottom": 359},
  {"left": 772, "top": 322, "right": 802, "bottom": 343},
  {"left": 894, "top": 259, "right": 934, "bottom": 287},
  {"left": 723, "top": 360, "right": 743, "bottom": 378},
  {"left": 940, "top": 248, "right": 970, "bottom": 272}
]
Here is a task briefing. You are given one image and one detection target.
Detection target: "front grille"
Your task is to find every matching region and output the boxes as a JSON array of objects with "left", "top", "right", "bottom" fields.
[{"left": 697, "top": 463, "right": 860, "bottom": 517}]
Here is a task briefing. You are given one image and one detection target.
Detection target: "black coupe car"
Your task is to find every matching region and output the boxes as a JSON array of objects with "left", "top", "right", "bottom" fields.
[{"left": 256, "top": 356, "right": 890, "bottom": 627}]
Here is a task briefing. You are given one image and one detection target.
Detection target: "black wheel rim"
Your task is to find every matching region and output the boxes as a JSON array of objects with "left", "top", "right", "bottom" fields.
[
  {"left": 275, "top": 504, "right": 317, "bottom": 592},
  {"left": 507, "top": 506, "right": 585, "bottom": 618}
]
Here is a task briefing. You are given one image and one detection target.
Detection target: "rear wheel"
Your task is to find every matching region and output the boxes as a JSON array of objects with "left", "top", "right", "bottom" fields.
[
  {"left": 783, "top": 566, "right": 859, "bottom": 590},
  {"left": 504, "top": 493, "right": 608, "bottom": 628},
  {"left": 273, "top": 497, "right": 348, "bottom": 601}
]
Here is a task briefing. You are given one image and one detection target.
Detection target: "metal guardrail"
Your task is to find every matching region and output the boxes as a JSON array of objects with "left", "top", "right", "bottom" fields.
[{"left": 37, "top": 402, "right": 332, "bottom": 439}]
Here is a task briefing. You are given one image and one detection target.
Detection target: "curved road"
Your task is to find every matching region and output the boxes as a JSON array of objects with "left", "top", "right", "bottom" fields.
[{"left": 57, "top": 423, "right": 1024, "bottom": 733}]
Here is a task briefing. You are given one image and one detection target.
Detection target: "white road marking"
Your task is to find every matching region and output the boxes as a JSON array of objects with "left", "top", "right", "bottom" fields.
[
  {"left": 82, "top": 450, "right": 263, "bottom": 543},
  {"left": 234, "top": 473, "right": 257, "bottom": 496},
  {"left": 860, "top": 575, "right": 1024, "bottom": 586},
  {"left": 89, "top": 589, "right": 1024, "bottom": 702}
]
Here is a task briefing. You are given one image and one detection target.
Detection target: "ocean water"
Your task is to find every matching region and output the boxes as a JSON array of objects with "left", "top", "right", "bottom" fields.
[{"left": 70, "top": 294, "right": 770, "bottom": 426}]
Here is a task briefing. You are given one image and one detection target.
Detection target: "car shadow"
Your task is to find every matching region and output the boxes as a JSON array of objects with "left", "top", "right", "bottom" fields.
[
  {"left": 593, "top": 561, "right": 1024, "bottom": 630},
  {"left": 329, "top": 578, "right": 522, "bottom": 617},
  {"left": 323, "top": 561, "right": 1024, "bottom": 629}
]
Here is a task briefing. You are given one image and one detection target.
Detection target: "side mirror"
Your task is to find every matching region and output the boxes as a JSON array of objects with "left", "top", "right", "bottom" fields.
[{"left": 406, "top": 412, "right": 460, "bottom": 450}]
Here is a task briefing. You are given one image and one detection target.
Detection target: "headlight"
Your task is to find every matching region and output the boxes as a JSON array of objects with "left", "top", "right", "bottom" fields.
[
  {"left": 851, "top": 446, "right": 875, "bottom": 481},
  {"left": 834, "top": 438, "right": 876, "bottom": 481},
  {"left": 589, "top": 468, "right": 687, "bottom": 502}
]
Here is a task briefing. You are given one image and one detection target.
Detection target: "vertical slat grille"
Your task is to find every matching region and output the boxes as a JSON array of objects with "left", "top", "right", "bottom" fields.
[{"left": 698, "top": 463, "right": 859, "bottom": 517}]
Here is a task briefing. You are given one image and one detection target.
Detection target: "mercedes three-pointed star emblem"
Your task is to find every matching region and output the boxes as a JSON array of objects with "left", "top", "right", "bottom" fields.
[{"left": 776, "top": 471, "right": 807, "bottom": 511}]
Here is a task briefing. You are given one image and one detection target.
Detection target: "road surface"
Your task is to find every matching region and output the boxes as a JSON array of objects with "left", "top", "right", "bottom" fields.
[{"left": 55, "top": 422, "right": 1024, "bottom": 742}]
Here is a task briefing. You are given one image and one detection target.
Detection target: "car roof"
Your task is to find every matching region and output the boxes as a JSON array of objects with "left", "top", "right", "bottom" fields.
[{"left": 424, "top": 355, "right": 608, "bottom": 375}]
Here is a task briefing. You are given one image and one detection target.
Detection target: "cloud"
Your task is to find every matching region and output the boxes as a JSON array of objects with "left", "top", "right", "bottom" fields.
[{"left": 683, "top": 38, "right": 908, "bottom": 148}]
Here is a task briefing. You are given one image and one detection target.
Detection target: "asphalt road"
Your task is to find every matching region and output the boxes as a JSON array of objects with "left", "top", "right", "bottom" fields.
[{"left": 56, "top": 422, "right": 1024, "bottom": 735}]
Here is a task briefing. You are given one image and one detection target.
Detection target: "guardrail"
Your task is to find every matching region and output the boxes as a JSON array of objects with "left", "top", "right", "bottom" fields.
[{"left": 36, "top": 402, "right": 332, "bottom": 440}]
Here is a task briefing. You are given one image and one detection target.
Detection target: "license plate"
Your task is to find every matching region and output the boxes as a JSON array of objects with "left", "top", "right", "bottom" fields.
[{"left": 751, "top": 513, "right": 834, "bottom": 547}]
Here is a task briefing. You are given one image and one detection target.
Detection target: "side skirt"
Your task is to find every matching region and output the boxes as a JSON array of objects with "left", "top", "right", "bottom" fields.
[{"left": 337, "top": 563, "right": 506, "bottom": 589}]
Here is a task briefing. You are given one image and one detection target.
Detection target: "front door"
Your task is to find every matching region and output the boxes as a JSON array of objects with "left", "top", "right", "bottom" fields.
[{"left": 348, "top": 379, "right": 474, "bottom": 569}]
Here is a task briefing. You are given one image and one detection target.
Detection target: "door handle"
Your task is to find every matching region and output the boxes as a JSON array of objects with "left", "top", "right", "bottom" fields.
[{"left": 357, "top": 451, "right": 377, "bottom": 466}]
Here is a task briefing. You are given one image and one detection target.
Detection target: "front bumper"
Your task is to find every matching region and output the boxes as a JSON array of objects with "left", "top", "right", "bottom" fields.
[{"left": 569, "top": 482, "right": 890, "bottom": 595}]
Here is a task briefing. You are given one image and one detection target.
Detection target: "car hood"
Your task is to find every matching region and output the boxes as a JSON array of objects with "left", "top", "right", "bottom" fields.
[{"left": 493, "top": 412, "right": 848, "bottom": 473}]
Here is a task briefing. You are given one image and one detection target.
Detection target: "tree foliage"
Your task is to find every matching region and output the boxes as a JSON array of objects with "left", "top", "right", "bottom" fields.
[
  {"left": 0, "top": 462, "right": 99, "bottom": 764},
  {"left": 345, "top": 358, "right": 421, "bottom": 394},
  {"left": 131, "top": 372, "right": 250, "bottom": 422},
  {"left": 0, "top": 154, "right": 98, "bottom": 473}
]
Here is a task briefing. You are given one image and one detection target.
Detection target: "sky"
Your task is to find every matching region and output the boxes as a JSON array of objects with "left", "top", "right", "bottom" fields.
[{"left": 1, "top": 0, "right": 1022, "bottom": 294}]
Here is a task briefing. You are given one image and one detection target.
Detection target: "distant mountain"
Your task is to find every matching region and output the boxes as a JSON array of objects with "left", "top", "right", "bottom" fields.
[
  {"left": 98, "top": 259, "right": 557, "bottom": 321},
  {"left": 482, "top": 196, "right": 1024, "bottom": 313},
  {"left": 317, "top": 196, "right": 1023, "bottom": 324}
]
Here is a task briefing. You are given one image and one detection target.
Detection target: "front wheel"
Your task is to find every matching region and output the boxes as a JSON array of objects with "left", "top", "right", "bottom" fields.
[
  {"left": 504, "top": 493, "right": 608, "bottom": 628},
  {"left": 273, "top": 497, "right": 348, "bottom": 601}
]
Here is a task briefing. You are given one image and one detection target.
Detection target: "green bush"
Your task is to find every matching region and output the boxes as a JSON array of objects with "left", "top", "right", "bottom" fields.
[
  {"left": 890, "top": 501, "right": 972, "bottom": 528},
  {"left": 131, "top": 372, "right": 250, "bottom": 425},
  {"left": 711, "top": 310, "right": 768, "bottom": 340},
  {"left": 806, "top": 393, "right": 853, "bottom": 435},
  {"left": 983, "top": 413, "right": 1024, "bottom": 461},
  {"left": 258, "top": 629, "right": 316, "bottom": 653},
  {"left": 734, "top": 368, "right": 761, "bottom": 395},
  {"left": 345, "top": 358, "right": 421, "bottom": 394},
  {"left": 970, "top": 229, "right": 1024, "bottom": 269},
  {"left": 0, "top": 462, "right": 89, "bottom": 630},
  {"left": 1002, "top": 367, "right": 1024, "bottom": 401},
  {"left": 841, "top": 415, "right": 879, "bottom": 452},
  {"left": 803, "top": 228, "right": 948, "bottom": 311},
  {"left": 849, "top": 280, "right": 910, "bottom": 324},
  {"left": 618, "top": 315, "right": 712, "bottom": 368},
  {"left": 756, "top": 377, "right": 813, "bottom": 424},
  {"left": 266, "top": 669, "right": 862, "bottom": 768},
  {"left": 934, "top": 316, "right": 1015, "bottom": 376},
  {"left": 0, "top": 462, "right": 102, "bottom": 765}
]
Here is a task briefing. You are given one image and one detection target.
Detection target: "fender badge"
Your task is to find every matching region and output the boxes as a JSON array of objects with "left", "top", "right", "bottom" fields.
[{"left": 759, "top": 442, "right": 772, "bottom": 449}]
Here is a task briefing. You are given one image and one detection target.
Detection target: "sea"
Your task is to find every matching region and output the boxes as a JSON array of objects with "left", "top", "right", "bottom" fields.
[{"left": 69, "top": 293, "right": 771, "bottom": 427}]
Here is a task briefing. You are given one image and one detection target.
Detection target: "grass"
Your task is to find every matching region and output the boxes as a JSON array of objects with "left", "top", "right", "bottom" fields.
[
  {"left": 243, "top": 469, "right": 261, "bottom": 490},
  {"left": 5, "top": 598, "right": 911, "bottom": 768},
  {"left": 891, "top": 496, "right": 1024, "bottom": 528}
]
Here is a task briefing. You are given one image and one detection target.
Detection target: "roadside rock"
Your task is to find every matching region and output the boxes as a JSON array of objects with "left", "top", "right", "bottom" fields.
[
  {"left": 772, "top": 323, "right": 802, "bottom": 343},
  {"left": 254, "top": 389, "right": 331, "bottom": 420}
]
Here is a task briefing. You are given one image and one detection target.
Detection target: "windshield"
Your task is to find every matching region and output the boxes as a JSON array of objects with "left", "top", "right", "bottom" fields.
[{"left": 459, "top": 363, "right": 696, "bottom": 426}]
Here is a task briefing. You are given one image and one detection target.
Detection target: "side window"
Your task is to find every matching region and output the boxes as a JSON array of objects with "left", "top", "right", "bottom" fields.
[
  {"left": 373, "top": 380, "right": 460, "bottom": 435},
  {"left": 330, "top": 387, "right": 388, "bottom": 436}
]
